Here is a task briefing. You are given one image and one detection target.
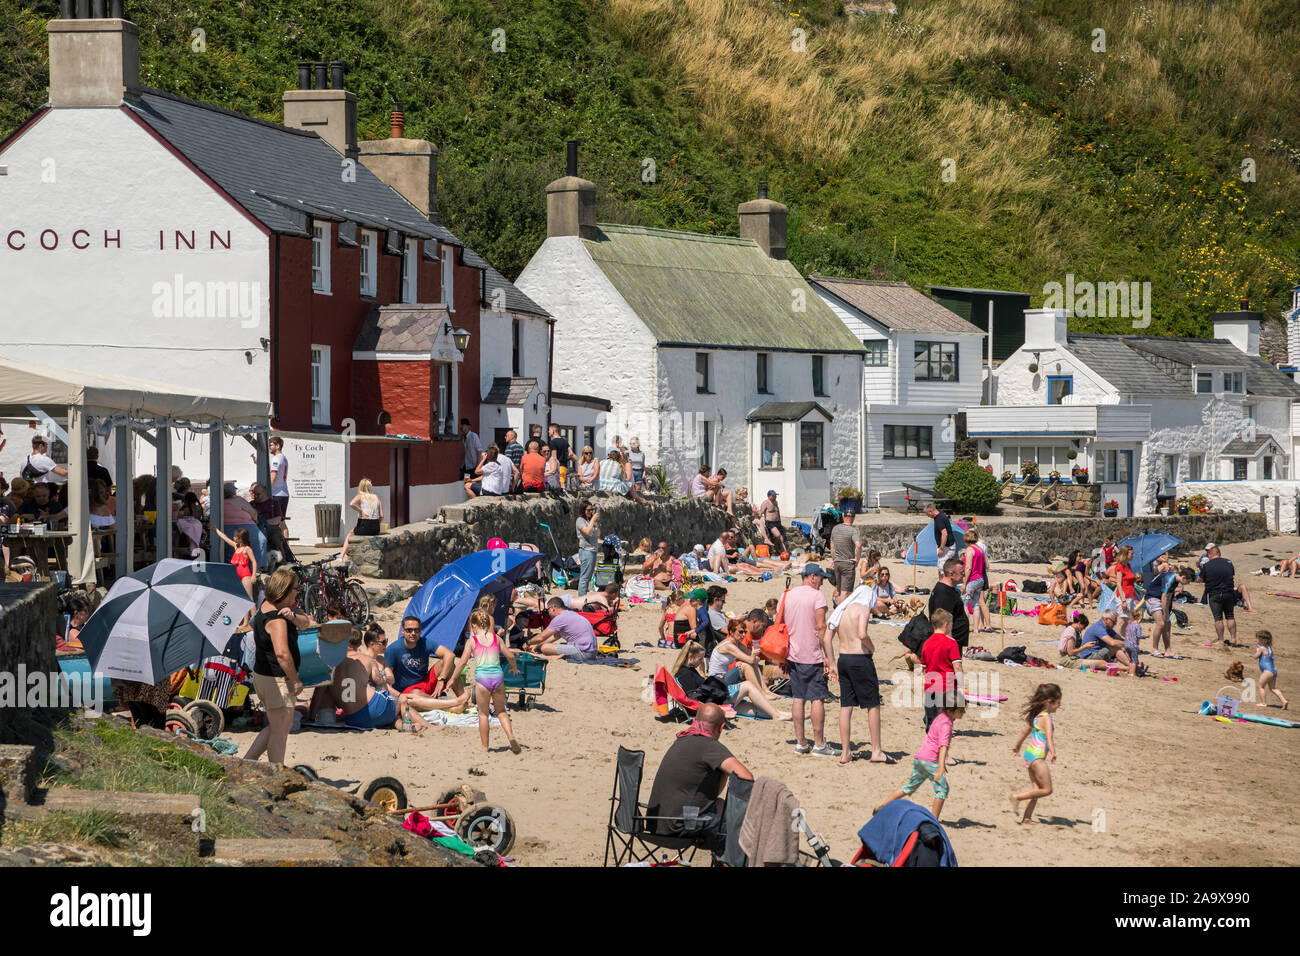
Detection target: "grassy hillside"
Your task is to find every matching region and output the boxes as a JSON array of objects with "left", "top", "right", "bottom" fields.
[{"left": 4, "top": 0, "right": 1297, "bottom": 336}]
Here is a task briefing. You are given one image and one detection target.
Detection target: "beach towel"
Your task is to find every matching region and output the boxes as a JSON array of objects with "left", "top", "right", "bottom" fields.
[
  {"left": 858, "top": 799, "right": 956, "bottom": 867},
  {"left": 738, "top": 776, "right": 800, "bottom": 867},
  {"left": 827, "top": 583, "right": 877, "bottom": 631},
  {"left": 421, "top": 709, "right": 501, "bottom": 728}
]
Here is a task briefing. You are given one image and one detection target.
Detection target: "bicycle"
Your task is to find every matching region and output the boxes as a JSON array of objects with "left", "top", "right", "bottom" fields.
[{"left": 292, "top": 557, "right": 371, "bottom": 627}]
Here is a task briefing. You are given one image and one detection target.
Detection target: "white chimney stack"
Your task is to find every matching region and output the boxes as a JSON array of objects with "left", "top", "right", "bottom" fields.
[
  {"left": 1212, "top": 303, "right": 1261, "bottom": 358},
  {"left": 47, "top": 3, "right": 141, "bottom": 108},
  {"left": 1022, "top": 308, "right": 1068, "bottom": 350}
]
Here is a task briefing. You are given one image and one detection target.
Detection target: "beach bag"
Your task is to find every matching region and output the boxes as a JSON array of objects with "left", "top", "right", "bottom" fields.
[
  {"left": 898, "top": 613, "right": 931, "bottom": 656},
  {"left": 755, "top": 544, "right": 771, "bottom": 558},
  {"left": 1037, "top": 603, "right": 1067, "bottom": 627},
  {"left": 1172, "top": 607, "right": 1189, "bottom": 628},
  {"left": 626, "top": 575, "right": 654, "bottom": 602},
  {"left": 996, "top": 646, "right": 1027, "bottom": 664},
  {"left": 1021, "top": 579, "right": 1048, "bottom": 594},
  {"left": 688, "top": 675, "right": 730, "bottom": 705},
  {"left": 593, "top": 562, "right": 621, "bottom": 588},
  {"left": 759, "top": 591, "right": 790, "bottom": 662}
]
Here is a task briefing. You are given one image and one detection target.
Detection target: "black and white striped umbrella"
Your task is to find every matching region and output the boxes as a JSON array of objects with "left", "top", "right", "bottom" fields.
[{"left": 79, "top": 559, "right": 254, "bottom": 683}]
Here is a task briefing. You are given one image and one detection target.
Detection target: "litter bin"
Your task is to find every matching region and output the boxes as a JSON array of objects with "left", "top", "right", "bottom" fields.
[{"left": 314, "top": 503, "right": 342, "bottom": 544}]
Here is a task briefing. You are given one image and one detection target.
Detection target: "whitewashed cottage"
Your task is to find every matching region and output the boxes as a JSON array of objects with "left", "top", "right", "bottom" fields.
[
  {"left": 516, "top": 156, "right": 865, "bottom": 517},
  {"left": 809, "top": 277, "right": 985, "bottom": 505}
]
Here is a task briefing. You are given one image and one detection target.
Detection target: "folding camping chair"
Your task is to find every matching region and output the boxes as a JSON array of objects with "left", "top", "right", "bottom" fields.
[
  {"left": 604, "top": 747, "right": 711, "bottom": 866},
  {"left": 713, "top": 774, "right": 754, "bottom": 868},
  {"left": 651, "top": 666, "right": 736, "bottom": 723}
]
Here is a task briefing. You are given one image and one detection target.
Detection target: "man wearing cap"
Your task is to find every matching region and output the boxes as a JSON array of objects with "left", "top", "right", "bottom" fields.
[
  {"left": 784, "top": 564, "right": 838, "bottom": 756},
  {"left": 756, "top": 490, "right": 785, "bottom": 553}
]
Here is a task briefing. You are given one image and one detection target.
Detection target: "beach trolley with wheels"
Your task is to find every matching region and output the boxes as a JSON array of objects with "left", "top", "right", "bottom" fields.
[{"left": 503, "top": 651, "right": 548, "bottom": 710}]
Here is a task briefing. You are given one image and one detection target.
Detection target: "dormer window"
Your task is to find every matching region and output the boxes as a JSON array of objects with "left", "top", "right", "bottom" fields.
[
  {"left": 1224, "top": 371, "right": 1244, "bottom": 394},
  {"left": 1195, "top": 372, "right": 1213, "bottom": 394}
]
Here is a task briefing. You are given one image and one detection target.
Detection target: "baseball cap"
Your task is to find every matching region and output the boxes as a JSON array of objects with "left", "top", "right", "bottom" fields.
[
  {"left": 693, "top": 544, "right": 706, "bottom": 553},
  {"left": 688, "top": 588, "right": 709, "bottom": 601},
  {"left": 766, "top": 489, "right": 778, "bottom": 497},
  {"left": 801, "top": 563, "right": 827, "bottom": 578}
]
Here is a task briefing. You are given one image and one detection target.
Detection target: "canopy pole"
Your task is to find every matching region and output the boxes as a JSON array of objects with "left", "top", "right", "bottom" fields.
[
  {"left": 209, "top": 431, "right": 225, "bottom": 564},
  {"left": 114, "top": 425, "right": 134, "bottom": 577},
  {"left": 67, "top": 407, "right": 95, "bottom": 586},
  {"left": 255, "top": 432, "right": 271, "bottom": 492},
  {"left": 155, "top": 424, "right": 172, "bottom": 562}
]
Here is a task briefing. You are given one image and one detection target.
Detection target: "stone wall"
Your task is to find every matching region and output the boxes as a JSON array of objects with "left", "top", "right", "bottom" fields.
[
  {"left": 858, "top": 513, "right": 1270, "bottom": 565},
  {"left": 0, "top": 583, "right": 58, "bottom": 738},
  {"left": 347, "top": 493, "right": 741, "bottom": 581},
  {"left": 1001, "top": 480, "right": 1101, "bottom": 513},
  {"left": 1180, "top": 480, "right": 1300, "bottom": 534}
]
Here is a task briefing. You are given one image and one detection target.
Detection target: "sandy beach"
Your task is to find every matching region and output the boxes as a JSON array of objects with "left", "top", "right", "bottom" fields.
[{"left": 225, "top": 535, "right": 1300, "bottom": 866}]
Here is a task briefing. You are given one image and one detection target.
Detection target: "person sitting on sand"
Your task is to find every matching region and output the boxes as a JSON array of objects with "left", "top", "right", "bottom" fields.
[
  {"left": 642, "top": 540, "right": 675, "bottom": 590},
  {"left": 858, "top": 549, "right": 882, "bottom": 585},
  {"left": 660, "top": 589, "right": 693, "bottom": 647},
  {"left": 677, "top": 637, "right": 791, "bottom": 721},
  {"left": 645, "top": 702, "right": 753, "bottom": 853},
  {"left": 524, "top": 598, "right": 599, "bottom": 661},
  {"left": 384, "top": 615, "right": 439, "bottom": 693},
  {"left": 725, "top": 531, "right": 790, "bottom": 575},
  {"left": 1076, "top": 609, "right": 1130, "bottom": 667},
  {"left": 1047, "top": 570, "right": 1078, "bottom": 607},
  {"left": 867, "top": 567, "right": 905, "bottom": 617},
  {"left": 330, "top": 627, "right": 399, "bottom": 729},
  {"left": 1057, "top": 613, "right": 1107, "bottom": 671}
]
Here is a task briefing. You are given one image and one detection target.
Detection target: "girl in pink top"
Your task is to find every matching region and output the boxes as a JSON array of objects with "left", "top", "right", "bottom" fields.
[{"left": 874, "top": 694, "right": 966, "bottom": 820}]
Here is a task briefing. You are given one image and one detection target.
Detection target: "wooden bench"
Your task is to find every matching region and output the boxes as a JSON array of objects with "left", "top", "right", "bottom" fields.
[{"left": 902, "top": 483, "right": 956, "bottom": 514}]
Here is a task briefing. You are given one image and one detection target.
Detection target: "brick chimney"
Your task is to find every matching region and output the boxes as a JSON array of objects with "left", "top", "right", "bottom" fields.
[
  {"left": 283, "top": 60, "right": 357, "bottom": 159},
  {"left": 544, "top": 140, "right": 598, "bottom": 240},
  {"left": 358, "top": 101, "right": 439, "bottom": 221},
  {"left": 738, "top": 182, "right": 787, "bottom": 259},
  {"left": 47, "top": 1, "right": 141, "bottom": 108}
]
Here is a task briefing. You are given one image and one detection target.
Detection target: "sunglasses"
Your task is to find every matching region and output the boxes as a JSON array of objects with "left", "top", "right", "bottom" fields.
[{"left": 402, "top": 626, "right": 420, "bottom": 633}]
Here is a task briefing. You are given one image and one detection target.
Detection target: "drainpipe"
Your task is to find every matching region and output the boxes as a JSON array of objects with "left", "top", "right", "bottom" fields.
[
  {"left": 271, "top": 233, "right": 281, "bottom": 421},
  {"left": 545, "top": 316, "right": 555, "bottom": 432}
]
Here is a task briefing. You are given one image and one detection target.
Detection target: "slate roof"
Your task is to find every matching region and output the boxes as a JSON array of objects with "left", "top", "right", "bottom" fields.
[
  {"left": 483, "top": 376, "right": 539, "bottom": 406},
  {"left": 354, "top": 304, "right": 449, "bottom": 352},
  {"left": 127, "top": 89, "right": 447, "bottom": 242},
  {"left": 481, "top": 261, "right": 549, "bottom": 317},
  {"left": 581, "top": 225, "right": 863, "bottom": 353},
  {"left": 1219, "top": 435, "right": 1285, "bottom": 457},
  {"left": 809, "top": 277, "right": 983, "bottom": 335},
  {"left": 745, "top": 401, "right": 835, "bottom": 422},
  {"left": 1065, "top": 334, "right": 1300, "bottom": 399}
]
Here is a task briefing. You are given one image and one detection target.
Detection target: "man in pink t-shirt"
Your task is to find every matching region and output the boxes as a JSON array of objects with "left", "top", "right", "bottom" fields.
[{"left": 782, "top": 564, "right": 838, "bottom": 756}]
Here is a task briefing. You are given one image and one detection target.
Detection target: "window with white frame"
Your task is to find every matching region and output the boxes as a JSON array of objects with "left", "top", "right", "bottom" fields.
[
  {"left": 1095, "top": 449, "right": 1130, "bottom": 484},
  {"left": 800, "top": 422, "right": 824, "bottom": 469},
  {"left": 311, "top": 221, "right": 330, "bottom": 293},
  {"left": 1264, "top": 455, "right": 1274, "bottom": 480},
  {"left": 756, "top": 353, "right": 770, "bottom": 394},
  {"left": 310, "top": 345, "right": 331, "bottom": 425},
  {"left": 1224, "top": 371, "right": 1244, "bottom": 393},
  {"left": 442, "top": 245, "right": 455, "bottom": 310},
  {"left": 760, "top": 422, "right": 782, "bottom": 468},
  {"left": 583, "top": 426, "right": 596, "bottom": 451},
  {"left": 1233, "top": 457, "right": 1247, "bottom": 480},
  {"left": 863, "top": 340, "right": 888, "bottom": 366},
  {"left": 1163, "top": 454, "right": 1179, "bottom": 487},
  {"left": 1189, "top": 454, "right": 1203, "bottom": 481},
  {"left": 434, "top": 362, "right": 457, "bottom": 436},
  {"left": 400, "top": 238, "right": 419, "bottom": 303},
  {"left": 1195, "top": 371, "right": 1213, "bottom": 394},
  {"left": 359, "top": 230, "right": 377, "bottom": 297},
  {"left": 1006, "top": 445, "right": 1071, "bottom": 473}
]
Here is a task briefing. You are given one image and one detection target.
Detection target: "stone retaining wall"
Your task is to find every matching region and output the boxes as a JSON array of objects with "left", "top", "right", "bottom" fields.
[
  {"left": 348, "top": 493, "right": 740, "bottom": 581},
  {"left": 0, "top": 583, "right": 58, "bottom": 737},
  {"left": 853, "top": 513, "right": 1270, "bottom": 565}
]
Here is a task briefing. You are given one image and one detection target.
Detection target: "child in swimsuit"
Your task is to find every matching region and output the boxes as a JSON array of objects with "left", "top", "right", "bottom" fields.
[
  {"left": 1010, "top": 683, "right": 1061, "bottom": 824},
  {"left": 453, "top": 609, "right": 522, "bottom": 753},
  {"left": 1255, "top": 630, "right": 1288, "bottom": 709}
]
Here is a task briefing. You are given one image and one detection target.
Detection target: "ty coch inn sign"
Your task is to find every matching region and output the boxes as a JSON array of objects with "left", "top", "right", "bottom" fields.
[{"left": 3, "top": 228, "right": 235, "bottom": 251}]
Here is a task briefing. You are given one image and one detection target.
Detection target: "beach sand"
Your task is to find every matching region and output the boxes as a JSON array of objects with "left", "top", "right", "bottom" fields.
[{"left": 225, "top": 535, "right": 1300, "bottom": 866}]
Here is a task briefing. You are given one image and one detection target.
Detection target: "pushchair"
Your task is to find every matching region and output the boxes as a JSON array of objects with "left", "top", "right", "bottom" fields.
[
  {"left": 810, "top": 505, "right": 842, "bottom": 555},
  {"left": 539, "top": 522, "right": 580, "bottom": 589},
  {"left": 592, "top": 535, "right": 624, "bottom": 588}
]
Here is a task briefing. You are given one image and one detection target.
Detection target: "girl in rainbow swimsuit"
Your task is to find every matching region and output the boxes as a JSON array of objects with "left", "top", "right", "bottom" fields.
[
  {"left": 1010, "top": 683, "right": 1062, "bottom": 824},
  {"left": 454, "top": 609, "right": 522, "bottom": 754}
]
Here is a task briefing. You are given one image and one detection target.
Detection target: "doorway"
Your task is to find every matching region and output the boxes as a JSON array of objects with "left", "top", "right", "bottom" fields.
[{"left": 390, "top": 445, "right": 410, "bottom": 528}]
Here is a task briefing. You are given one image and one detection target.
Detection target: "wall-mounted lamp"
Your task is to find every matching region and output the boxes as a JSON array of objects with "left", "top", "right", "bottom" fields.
[
  {"left": 260, "top": 337, "right": 270, "bottom": 351},
  {"left": 442, "top": 321, "right": 471, "bottom": 353},
  {"left": 377, "top": 410, "right": 392, "bottom": 427},
  {"left": 244, "top": 351, "right": 254, "bottom": 364}
]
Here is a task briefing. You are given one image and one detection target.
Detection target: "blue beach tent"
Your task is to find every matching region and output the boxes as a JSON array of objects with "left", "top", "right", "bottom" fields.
[
  {"left": 903, "top": 519, "right": 967, "bottom": 567},
  {"left": 403, "top": 549, "right": 543, "bottom": 651}
]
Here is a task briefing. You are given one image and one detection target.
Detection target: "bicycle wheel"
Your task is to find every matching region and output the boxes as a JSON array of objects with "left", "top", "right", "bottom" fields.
[
  {"left": 342, "top": 580, "right": 371, "bottom": 626},
  {"left": 298, "top": 582, "right": 320, "bottom": 619}
]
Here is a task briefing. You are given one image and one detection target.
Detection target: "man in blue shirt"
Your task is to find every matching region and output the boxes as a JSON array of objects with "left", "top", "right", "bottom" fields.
[
  {"left": 384, "top": 615, "right": 435, "bottom": 692},
  {"left": 1079, "top": 610, "right": 1123, "bottom": 661},
  {"left": 1143, "top": 555, "right": 1177, "bottom": 657}
]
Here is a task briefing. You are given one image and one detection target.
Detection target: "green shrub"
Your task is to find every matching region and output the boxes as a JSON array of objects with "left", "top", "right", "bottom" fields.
[{"left": 933, "top": 460, "right": 1002, "bottom": 515}]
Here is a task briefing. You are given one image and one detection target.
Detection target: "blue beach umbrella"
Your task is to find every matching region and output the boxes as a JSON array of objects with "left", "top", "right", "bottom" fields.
[
  {"left": 903, "top": 519, "right": 967, "bottom": 567},
  {"left": 78, "top": 559, "right": 254, "bottom": 683},
  {"left": 403, "top": 549, "right": 544, "bottom": 651},
  {"left": 1119, "top": 531, "right": 1183, "bottom": 591}
]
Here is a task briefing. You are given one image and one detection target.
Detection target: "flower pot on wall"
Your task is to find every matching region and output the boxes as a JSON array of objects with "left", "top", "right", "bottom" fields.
[{"left": 1103, "top": 508, "right": 1117, "bottom": 518}]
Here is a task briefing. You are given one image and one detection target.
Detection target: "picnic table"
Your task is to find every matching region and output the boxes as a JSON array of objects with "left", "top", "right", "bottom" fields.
[
  {"left": 902, "top": 483, "right": 956, "bottom": 514},
  {"left": 4, "top": 529, "right": 116, "bottom": 578}
]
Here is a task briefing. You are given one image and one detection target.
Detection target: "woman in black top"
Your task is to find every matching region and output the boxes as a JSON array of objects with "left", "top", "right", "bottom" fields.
[
  {"left": 671, "top": 640, "right": 707, "bottom": 696},
  {"left": 244, "top": 567, "right": 315, "bottom": 764}
]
